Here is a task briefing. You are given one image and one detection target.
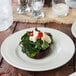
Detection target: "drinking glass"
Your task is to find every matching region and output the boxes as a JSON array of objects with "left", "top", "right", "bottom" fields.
[
  {"left": 17, "top": 0, "right": 30, "bottom": 14},
  {"left": 65, "top": 0, "right": 76, "bottom": 8},
  {"left": 0, "top": 0, "right": 13, "bottom": 31},
  {"left": 52, "top": 0, "right": 69, "bottom": 17},
  {"left": 31, "top": 0, "right": 45, "bottom": 18}
]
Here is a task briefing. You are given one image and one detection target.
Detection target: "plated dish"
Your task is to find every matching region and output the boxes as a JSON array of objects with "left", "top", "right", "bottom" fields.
[{"left": 1, "top": 27, "right": 75, "bottom": 71}]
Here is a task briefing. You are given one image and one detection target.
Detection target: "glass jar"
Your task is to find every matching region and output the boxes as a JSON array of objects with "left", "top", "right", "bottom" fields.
[{"left": 52, "top": 0, "right": 69, "bottom": 17}]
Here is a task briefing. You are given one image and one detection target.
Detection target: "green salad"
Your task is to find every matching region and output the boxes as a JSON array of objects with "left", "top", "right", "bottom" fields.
[{"left": 19, "top": 28, "right": 53, "bottom": 58}]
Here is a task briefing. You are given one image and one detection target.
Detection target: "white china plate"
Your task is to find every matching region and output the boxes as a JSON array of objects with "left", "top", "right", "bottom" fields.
[
  {"left": 71, "top": 22, "right": 76, "bottom": 38},
  {"left": 1, "top": 27, "right": 75, "bottom": 71}
]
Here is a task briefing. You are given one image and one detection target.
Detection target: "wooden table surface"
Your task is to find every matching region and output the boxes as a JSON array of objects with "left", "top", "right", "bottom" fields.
[{"left": 0, "top": 0, "right": 76, "bottom": 76}]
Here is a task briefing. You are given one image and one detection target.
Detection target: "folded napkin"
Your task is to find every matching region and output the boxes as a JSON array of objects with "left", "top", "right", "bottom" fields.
[{"left": 69, "top": 72, "right": 76, "bottom": 76}]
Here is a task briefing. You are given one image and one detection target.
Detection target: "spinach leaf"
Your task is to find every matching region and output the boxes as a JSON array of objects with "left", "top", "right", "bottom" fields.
[
  {"left": 21, "top": 33, "right": 29, "bottom": 41},
  {"left": 42, "top": 41, "right": 49, "bottom": 50},
  {"left": 35, "top": 39, "right": 43, "bottom": 52},
  {"left": 47, "top": 33, "right": 54, "bottom": 44},
  {"left": 20, "top": 33, "right": 42, "bottom": 57}
]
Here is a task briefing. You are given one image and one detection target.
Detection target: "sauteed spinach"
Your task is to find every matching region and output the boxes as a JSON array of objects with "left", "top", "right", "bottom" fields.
[{"left": 19, "top": 31, "right": 53, "bottom": 58}]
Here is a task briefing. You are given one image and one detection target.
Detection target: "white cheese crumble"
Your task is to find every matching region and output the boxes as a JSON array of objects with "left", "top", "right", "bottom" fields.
[
  {"left": 29, "top": 30, "right": 38, "bottom": 42},
  {"left": 29, "top": 30, "right": 51, "bottom": 43},
  {"left": 41, "top": 33, "right": 51, "bottom": 43}
]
